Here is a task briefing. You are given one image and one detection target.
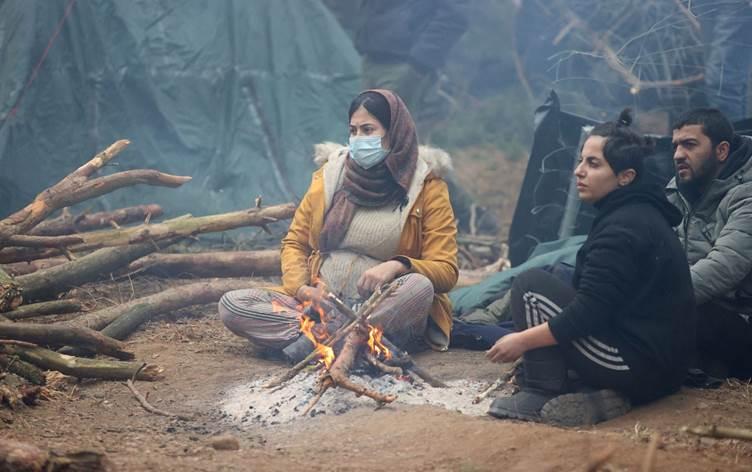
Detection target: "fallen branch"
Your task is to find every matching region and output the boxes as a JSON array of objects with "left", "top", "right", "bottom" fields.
[
  {"left": 3, "top": 300, "right": 82, "bottom": 321},
  {"left": 0, "top": 140, "right": 191, "bottom": 244},
  {"left": 0, "top": 353, "right": 46, "bottom": 385},
  {"left": 473, "top": 358, "right": 522, "bottom": 404},
  {"left": 126, "top": 364, "right": 192, "bottom": 421},
  {"left": 641, "top": 433, "right": 661, "bottom": 472},
  {"left": 2, "top": 257, "right": 69, "bottom": 276},
  {"left": 583, "top": 445, "right": 616, "bottom": 472},
  {"left": 34, "top": 203, "right": 296, "bottom": 252},
  {"left": 127, "top": 250, "right": 281, "bottom": 278},
  {"left": 31, "top": 204, "right": 164, "bottom": 236},
  {"left": 0, "top": 439, "right": 108, "bottom": 472},
  {"left": 681, "top": 425, "right": 752, "bottom": 442},
  {"left": 0, "top": 247, "right": 66, "bottom": 265},
  {"left": 1, "top": 344, "right": 163, "bottom": 381},
  {"left": 16, "top": 238, "right": 179, "bottom": 303},
  {"left": 0, "top": 322, "right": 133, "bottom": 360},
  {"left": 68, "top": 279, "right": 254, "bottom": 333}
]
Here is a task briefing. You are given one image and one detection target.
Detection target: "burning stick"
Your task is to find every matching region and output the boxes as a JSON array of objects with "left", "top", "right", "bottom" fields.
[
  {"left": 321, "top": 328, "right": 397, "bottom": 404},
  {"left": 472, "top": 358, "right": 522, "bottom": 404},
  {"left": 325, "top": 292, "right": 448, "bottom": 388},
  {"left": 264, "top": 285, "right": 395, "bottom": 389}
]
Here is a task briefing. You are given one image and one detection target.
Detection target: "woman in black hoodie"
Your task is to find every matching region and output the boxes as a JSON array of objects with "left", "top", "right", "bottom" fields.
[{"left": 487, "top": 110, "right": 696, "bottom": 426}]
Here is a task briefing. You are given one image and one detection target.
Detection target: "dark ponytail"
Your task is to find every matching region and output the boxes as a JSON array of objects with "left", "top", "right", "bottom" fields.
[{"left": 589, "top": 108, "right": 653, "bottom": 181}]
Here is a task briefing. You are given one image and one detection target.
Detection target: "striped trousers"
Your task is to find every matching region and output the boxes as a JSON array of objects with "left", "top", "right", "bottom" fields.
[
  {"left": 511, "top": 269, "right": 671, "bottom": 403},
  {"left": 218, "top": 273, "right": 434, "bottom": 352}
]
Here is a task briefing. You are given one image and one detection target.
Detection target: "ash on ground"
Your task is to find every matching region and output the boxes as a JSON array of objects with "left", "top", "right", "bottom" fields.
[{"left": 219, "top": 370, "right": 503, "bottom": 427}]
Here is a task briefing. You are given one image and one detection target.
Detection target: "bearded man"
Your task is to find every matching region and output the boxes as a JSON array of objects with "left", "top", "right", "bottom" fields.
[{"left": 667, "top": 108, "right": 752, "bottom": 379}]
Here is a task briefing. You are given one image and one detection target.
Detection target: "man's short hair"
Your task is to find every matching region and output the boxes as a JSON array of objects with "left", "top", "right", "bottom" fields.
[{"left": 672, "top": 108, "right": 734, "bottom": 147}]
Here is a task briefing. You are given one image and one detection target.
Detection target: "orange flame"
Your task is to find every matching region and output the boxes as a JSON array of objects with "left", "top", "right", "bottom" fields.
[
  {"left": 299, "top": 314, "right": 335, "bottom": 369},
  {"left": 367, "top": 326, "right": 392, "bottom": 360}
]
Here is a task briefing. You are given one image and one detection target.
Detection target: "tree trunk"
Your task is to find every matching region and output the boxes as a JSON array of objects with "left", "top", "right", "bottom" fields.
[
  {"left": 69, "top": 279, "right": 254, "bottom": 333},
  {"left": 0, "top": 439, "right": 108, "bottom": 472},
  {"left": 0, "top": 322, "right": 133, "bottom": 360},
  {"left": 0, "top": 344, "right": 163, "bottom": 381},
  {"left": 127, "top": 250, "right": 281, "bottom": 278},
  {"left": 12, "top": 203, "right": 296, "bottom": 252},
  {"left": 0, "top": 140, "right": 191, "bottom": 244},
  {"left": 2, "top": 257, "right": 69, "bottom": 276},
  {"left": 16, "top": 239, "right": 178, "bottom": 302},
  {"left": 30, "top": 204, "right": 163, "bottom": 236},
  {"left": 3, "top": 300, "right": 82, "bottom": 321}
]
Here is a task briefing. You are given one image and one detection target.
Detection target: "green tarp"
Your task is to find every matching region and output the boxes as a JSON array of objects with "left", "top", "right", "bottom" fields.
[{"left": 0, "top": 0, "right": 360, "bottom": 218}]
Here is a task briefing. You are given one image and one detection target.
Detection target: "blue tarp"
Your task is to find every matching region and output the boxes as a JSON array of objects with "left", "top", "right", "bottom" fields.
[{"left": 0, "top": 0, "right": 360, "bottom": 218}]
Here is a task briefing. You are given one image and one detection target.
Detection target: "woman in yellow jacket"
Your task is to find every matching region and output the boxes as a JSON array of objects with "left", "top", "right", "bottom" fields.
[{"left": 218, "top": 89, "right": 458, "bottom": 360}]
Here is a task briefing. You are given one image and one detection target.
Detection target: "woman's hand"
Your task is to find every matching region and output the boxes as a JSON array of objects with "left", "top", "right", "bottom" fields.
[
  {"left": 485, "top": 332, "right": 529, "bottom": 363},
  {"left": 296, "top": 283, "right": 327, "bottom": 304},
  {"left": 357, "top": 260, "right": 408, "bottom": 298},
  {"left": 486, "top": 324, "right": 558, "bottom": 363}
]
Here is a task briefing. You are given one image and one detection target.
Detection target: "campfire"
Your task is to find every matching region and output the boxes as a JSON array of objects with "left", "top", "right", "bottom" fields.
[{"left": 264, "top": 283, "right": 446, "bottom": 416}]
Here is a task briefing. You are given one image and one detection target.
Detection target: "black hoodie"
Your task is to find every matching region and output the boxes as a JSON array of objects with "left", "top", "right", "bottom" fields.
[{"left": 548, "top": 181, "right": 696, "bottom": 383}]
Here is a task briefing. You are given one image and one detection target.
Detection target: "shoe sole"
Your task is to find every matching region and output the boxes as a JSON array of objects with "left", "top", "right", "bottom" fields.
[
  {"left": 487, "top": 405, "right": 541, "bottom": 422},
  {"left": 540, "top": 390, "right": 631, "bottom": 427}
]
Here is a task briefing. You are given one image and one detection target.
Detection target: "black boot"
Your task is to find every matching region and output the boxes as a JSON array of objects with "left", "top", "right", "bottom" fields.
[
  {"left": 540, "top": 388, "right": 631, "bottom": 426},
  {"left": 488, "top": 346, "right": 568, "bottom": 421},
  {"left": 281, "top": 335, "right": 315, "bottom": 365}
]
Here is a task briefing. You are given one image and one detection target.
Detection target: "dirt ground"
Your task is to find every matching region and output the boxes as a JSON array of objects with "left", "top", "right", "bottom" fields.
[{"left": 2, "top": 275, "right": 752, "bottom": 471}]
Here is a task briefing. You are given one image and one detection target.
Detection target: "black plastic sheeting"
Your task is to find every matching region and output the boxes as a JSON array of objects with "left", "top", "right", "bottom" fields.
[
  {"left": 0, "top": 0, "right": 360, "bottom": 218},
  {"left": 508, "top": 91, "right": 752, "bottom": 266}
]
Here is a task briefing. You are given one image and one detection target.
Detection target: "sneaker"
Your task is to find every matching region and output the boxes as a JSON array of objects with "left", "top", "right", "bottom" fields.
[
  {"left": 540, "top": 389, "right": 631, "bottom": 427},
  {"left": 487, "top": 389, "right": 555, "bottom": 421}
]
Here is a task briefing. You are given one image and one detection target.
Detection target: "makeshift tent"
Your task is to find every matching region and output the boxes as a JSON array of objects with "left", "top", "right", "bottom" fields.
[
  {"left": 0, "top": 0, "right": 360, "bottom": 218},
  {"left": 507, "top": 91, "right": 752, "bottom": 266}
]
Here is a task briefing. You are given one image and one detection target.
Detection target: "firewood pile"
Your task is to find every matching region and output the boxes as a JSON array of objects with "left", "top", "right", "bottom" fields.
[{"left": 0, "top": 140, "right": 295, "bottom": 424}]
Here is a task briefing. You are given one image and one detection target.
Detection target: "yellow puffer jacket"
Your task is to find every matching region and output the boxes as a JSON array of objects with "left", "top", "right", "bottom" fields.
[{"left": 274, "top": 143, "right": 459, "bottom": 350}]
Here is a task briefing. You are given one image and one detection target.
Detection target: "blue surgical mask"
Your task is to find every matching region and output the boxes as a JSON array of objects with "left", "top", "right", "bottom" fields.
[{"left": 348, "top": 135, "right": 389, "bottom": 169}]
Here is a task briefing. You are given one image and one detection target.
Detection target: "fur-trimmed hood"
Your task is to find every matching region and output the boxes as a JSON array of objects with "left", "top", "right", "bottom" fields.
[{"left": 312, "top": 141, "right": 453, "bottom": 177}]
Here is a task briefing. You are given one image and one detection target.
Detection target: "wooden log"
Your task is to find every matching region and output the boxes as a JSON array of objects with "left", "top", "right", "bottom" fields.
[
  {"left": 27, "top": 203, "right": 297, "bottom": 252},
  {"left": 0, "top": 322, "right": 133, "bottom": 360},
  {"left": 2, "top": 257, "right": 69, "bottom": 276},
  {"left": 127, "top": 250, "right": 281, "bottom": 278},
  {"left": 1, "top": 344, "right": 163, "bottom": 381},
  {"left": 0, "top": 439, "right": 108, "bottom": 472},
  {"left": 323, "top": 328, "right": 396, "bottom": 404},
  {"left": 67, "top": 279, "right": 253, "bottom": 336},
  {"left": 682, "top": 425, "right": 752, "bottom": 442},
  {"left": 16, "top": 239, "right": 178, "bottom": 303},
  {"left": 0, "top": 140, "right": 192, "bottom": 244},
  {"left": 0, "top": 353, "right": 46, "bottom": 385},
  {"left": 0, "top": 267, "right": 22, "bottom": 312},
  {"left": 0, "top": 247, "right": 65, "bottom": 265},
  {"left": 6, "top": 234, "right": 84, "bottom": 248},
  {"left": 3, "top": 300, "right": 82, "bottom": 321},
  {"left": 30, "top": 204, "right": 164, "bottom": 236}
]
